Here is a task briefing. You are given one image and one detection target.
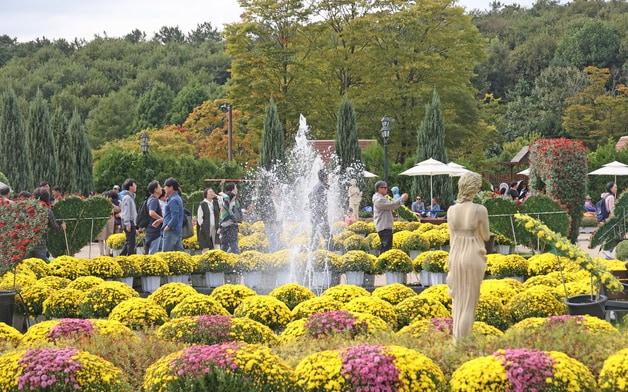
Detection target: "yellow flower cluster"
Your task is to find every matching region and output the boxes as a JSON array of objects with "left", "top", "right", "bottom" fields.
[
  {"left": 450, "top": 355, "right": 509, "bottom": 391},
  {"left": 79, "top": 281, "right": 139, "bottom": 318},
  {"left": 20, "top": 320, "right": 60, "bottom": 345},
  {"left": 344, "top": 296, "right": 398, "bottom": 328},
  {"left": 372, "top": 283, "right": 417, "bottom": 305},
  {"left": 269, "top": 283, "right": 315, "bottom": 310},
  {"left": 91, "top": 319, "right": 137, "bottom": 341},
  {"left": 527, "top": 252, "right": 573, "bottom": 276},
  {"left": 157, "top": 251, "right": 196, "bottom": 275},
  {"left": 279, "top": 319, "right": 308, "bottom": 343},
  {"left": 546, "top": 351, "right": 597, "bottom": 391},
  {"left": 264, "top": 249, "right": 290, "bottom": 271},
  {"left": 480, "top": 279, "right": 522, "bottom": 306},
  {"left": 388, "top": 345, "right": 447, "bottom": 391},
  {"left": 194, "top": 249, "right": 236, "bottom": 273},
  {"left": 67, "top": 276, "right": 105, "bottom": 291},
  {"left": 43, "top": 288, "right": 84, "bottom": 318},
  {"left": 113, "top": 256, "right": 140, "bottom": 277},
  {"left": 235, "top": 250, "right": 264, "bottom": 272},
  {"left": 109, "top": 298, "right": 169, "bottom": 329},
  {"left": 347, "top": 221, "right": 373, "bottom": 236},
  {"left": 21, "top": 258, "right": 50, "bottom": 278},
  {"left": 395, "top": 296, "right": 450, "bottom": 327},
  {"left": 343, "top": 234, "right": 369, "bottom": 251},
  {"left": 418, "top": 224, "right": 449, "bottom": 249},
  {"left": 210, "top": 284, "right": 256, "bottom": 313},
  {"left": 338, "top": 250, "right": 372, "bottom": 272},
  {"left": 182, "top": 227, "right": 200, "bottom": 250},
  {"left": 37, "top": 275, "right": 71, "bottom": 289},
  {"left": 394, "top": 230, "right": 427, "bottom": 252},
  {"left": 106, "top": 233, "right": 126, "bottom": 249},
  {"left": 20, "top": 319, "right": 136, "bottom": 346},
  {"left": 377, "top": 249, "right": 413, "bottom": 273},
  {"left": 0, "top": 270, "right": 37, "bottom": 291},
  {"left": 135, "top": 255, "right": 169, "bottom": 276},
  {"left": 158, "top": 315, "right": 278, "bottom": 345},
  {"left": 292, "top": 297, "right": 344, "bottom": 320},
  {"left": 295, "top": 350, "right": 346, "bottom": 391},
  {"left": 170, "top": 294, "right": 229, "bottom": 318},
  {"left": 239, "top": 233, "right": 270, "bottom": 252},
  {"left": 367, "top": 232, "right": 381, "bottom": 250},
  {"left": 418, "top": 284, "right": 452, "bottom": 310},
  {"left": 506, "top": 286, "right": 566, "bottom": 323},
  {"left": 309, "top": 250, "right": 342, "bottom": 271},
  {"left": 475, "top": 292, "right": 512, "bottom": 330},
  {"left": 84, "top": 256, "right": 124, "bottom": 279},
  {"left": 0, "top": 322, "right": 22, "bottom": 347},
  {"left": 322, "top": 284, "right": 370, "bottom": 304},
  {"left": 72, "top": 350, "right": 129, "bottom": 390},
  {"left": 234, "top": 295, "right": 292, "bottom": 330},
  {"left": 508, "top": 315, "right": 618, "bottom": 336},
  {"left": 416, "top": 250, "right": 449, "bottom": 273},
  {"left": 18, "top": 283, "right": 52, "bottom": 316},
  {"left": 598, "top": 348, "right": 628, "bottom": 392},
  {"left": 48, "top": 255, "right": 89, "bottom": 280},
  {"left": 486, "top": 254, "right": 528, "bottom": 278},
  {"left": 147, "top": 282, "right": 198, "bottom": 314}
]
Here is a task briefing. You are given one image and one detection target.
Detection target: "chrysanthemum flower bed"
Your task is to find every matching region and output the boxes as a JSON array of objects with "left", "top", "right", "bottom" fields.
[{"left": 157, "top": 315, "right": 278, "bottom": 345}]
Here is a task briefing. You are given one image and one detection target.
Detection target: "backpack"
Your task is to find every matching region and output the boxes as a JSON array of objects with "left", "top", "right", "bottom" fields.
[
  {"left": 181, "top": 208, "right": 194, "bottom": 239},
  {"left": 596, "top": 195, "right": 610, "bottom": 222},
  {"left": 136, "top": 196, "right": 151, "bottom": 229}
]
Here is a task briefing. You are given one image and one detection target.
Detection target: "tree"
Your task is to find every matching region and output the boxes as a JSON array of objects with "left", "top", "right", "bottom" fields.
[
  {"left": 260, "top": 99, "right": 285, "bottom": 170},
  {"left": 124, "top": 29, "right": 146, "bottom": 43},
  {"left": 27, "top": 90, "right": 58, "bottom": 185},
  {"left": 0, "top": 88, "right": 33, "bottom": 191},
  {"left": 86, "top": 88, "right": 136, "bottom": 147},
  {"left": 412, "top": 90, "right": 453, "bottom": 205},
  {"left": 554, "top": 20, "right": 621, "bottom": 68},
  {"left": 69, "top": 110, "right": 93, "bottom": 195},
  {"left": 133, "top": 81, "right": 174, "bottom": 131},
  {"left": 50, "top": 107, "right": 67, "bottom": 183},
  {"left": 187, "top": 22, "right": 221, "bottom": 45},
  {"left": 335, "top": 96, "right": 361, "bottom": 171},
  {"left": 153, "top": 26, "right": 186, "bottom": 44},
  {"left": 168, "top": 82, "right": 210, "bottom": 125}
]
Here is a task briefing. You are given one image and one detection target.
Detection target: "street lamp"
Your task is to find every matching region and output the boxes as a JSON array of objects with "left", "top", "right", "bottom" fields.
[
  {"left": 219, "top": 103, "right": 233, "bottom": 161},
  {"left": 380, "top": 116, "right": 391, "bottom": 183},
  {"left": 140, "top": 131, "right": 149, "bottom": 155}
]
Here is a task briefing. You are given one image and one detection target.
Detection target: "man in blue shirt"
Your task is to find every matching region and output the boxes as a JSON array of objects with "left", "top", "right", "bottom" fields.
[
  {"left": 145, "top": 180, "right": 163, "bottom": 254},
  {"left": 161, "top": 177, "right": 184, "bottom": 251}
]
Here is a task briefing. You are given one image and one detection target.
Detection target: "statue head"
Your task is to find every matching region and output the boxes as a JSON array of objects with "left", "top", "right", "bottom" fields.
[
  {"left": 391, "top": 186, "right": 400, "bottom": 196},
  {"left": 457, "top": 172, "right": 482, "bottom": 203}
]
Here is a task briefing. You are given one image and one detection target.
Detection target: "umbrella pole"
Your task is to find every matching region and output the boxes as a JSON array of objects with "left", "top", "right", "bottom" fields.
[{"left": 430, "top": 175, "right": 433, "bottom": 204}]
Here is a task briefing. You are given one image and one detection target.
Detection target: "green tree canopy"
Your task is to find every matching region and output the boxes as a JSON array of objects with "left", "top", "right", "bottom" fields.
[
  {"left": 260, "top": 99, "right": 284, "bottom": 170},
  {"left": 335, "top": 96, "right": 361, "bottom": 171},
  {"left": 133, "top": 81, "right": 175, "bottom": 131},
  {"left": 0, "top": 87, "right": 33, "bottom": 191},
  {"left": 28, "top": 90, "right": 58, "bottom": 185}
]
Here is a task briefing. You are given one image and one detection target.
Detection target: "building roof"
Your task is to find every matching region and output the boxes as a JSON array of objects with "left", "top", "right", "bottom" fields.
[
  {"left": 510, "top": 146, "right": 529, "bottom": 164},
  {"left": 616, "top": 136, "right": 628, "bottom": 151},
  {"left": 310, "top": 139, "right": 377, "bottom": 163}
]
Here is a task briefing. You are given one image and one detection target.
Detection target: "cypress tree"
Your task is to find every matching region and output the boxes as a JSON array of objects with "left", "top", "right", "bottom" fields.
[
  {"left": 57, "top": 115, "right": 77, "bottom": 194},
  {"left": 335, "top": 97, "right": 362, "bottom": 172},
  {"left": 412, "top": 89, "right": 453, "bottom": 205},
  {"left": 69, "top": 110, "right": 93, "bottom": 195},
  {"left": 0, "top": 88, "right": 33, "bottom": 191},
  {"left": 260, "top": 99, "right": 284, "bottom": 170},
  {"left": 28, "top": 90, "right": 58, "bottom": 186},
  {"left": 50, "top": 107, "right": 67, "bottom": 185}
]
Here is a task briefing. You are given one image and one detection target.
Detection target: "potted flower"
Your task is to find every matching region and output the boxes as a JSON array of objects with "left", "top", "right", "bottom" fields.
[
  {"left": 339, "top": 251, "right": 372, "bottom": 286},
  {"left": 269, "top": 250, "right": 291, "bottom": 286},
  {"left": 486, "top": 254, "right": 527, "bottom": 281},
  {"left": 158, "top": 252, "right": 195, "bottom": 284},
  {"left": 494, "top": 233, "right": 514, "bottom": 255},
  {"left": 309, "top": 250, "right": 340, "bottom": 290},
  {"left": 137, "top": 255, "right": 170, "bottom": 293},
  {"left": 182, "top": 228, "right": 201, "bottom": 255},
  {"left": 195, "top": 249, "right": 236, "bottom": 287},
  {"left": 343, "top": 234, "right": 369, "bottom": 252},
  {"left": 106, "top": 233, "right": 126, "bottom": 257},
  {"left": 236, "top": 251, "right": 263, "bottom": 289},
  {"left": 399, "top": 231, "right": 428, "bottom": 259},
  {"left": 418, "top": 250, "right": 449, "bottom": 285},
  {"left": 113, "top": 256, "right": 140, "bottom": 287},
  {"left": 366, "top": 233, "right": 381, "bottom": 256},
  {"left": 85, "top": 256, "right": 124, "bottom": 281},
  {"left": 377, "top": 249, "right": 412, "bottom": 284}
]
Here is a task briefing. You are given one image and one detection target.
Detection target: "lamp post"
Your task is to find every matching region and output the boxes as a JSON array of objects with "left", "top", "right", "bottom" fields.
[
  {"left": 219, "top": 103, "right": 233, "bottom": 161},
  {"left": 140, "top": 131, "right": 149, "bottom": 155},
  {"left": 380, "top": 116, "right": 391, "bottom": 184}
]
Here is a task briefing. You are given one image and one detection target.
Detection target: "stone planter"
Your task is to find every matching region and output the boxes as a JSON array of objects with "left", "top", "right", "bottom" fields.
[
  {"left": 428, "top": 272, "right": 447, "bottom": 285},
  {"left": 312, "top": 271, "right": 332, "bottom": 288},
  {"left": 565, "top": 294, "right": 607, "bottom": 319},
  {"left": 496, "top": 245, "right": 512, "bottom": 255},
  {"left": 205, "top": 272, "right": 225, "bottom": 288},
  {"left": 225, "top": 273, "right": 241, "bottom": 284},
  {"left": 141, "top": 276, "right": 161, "bottom": 293},
  {"left": 385, "top": 272, "right": 406, "bottom": 285},
  {"left": 111, "top": 249, "right": 122, "bottom": 257},
  {"left": 260, "top": 272, "right": 277, "bottom": 293},
  {"left": 167, "top": 275, "right": 191, "bottom": 284},
  {"left": 275, "top": 270, "right": 292, "bottom": 286},
  {"left": 119, "top": 277, "right": 134, "bottom": 288},
  {"left": 191, "top": 274, "right": 206, "bottom": 287},
  {"left": 345, "top": 271, "right": 365, "bottom": 286},
  {"left": 135, "top": 247, "right": 145, "bottom": 255},
  {"left": 419, "top": 270, "right": 430, "bottom": 286},
  {"left": 408, "top": 250, "right": 420, "bottom": 260},
  {"left": 243, "top": 271, "right": 262, "bottom": 289},
  {"left": 363, "top": 273, "right": 375, "bottom": 287}
]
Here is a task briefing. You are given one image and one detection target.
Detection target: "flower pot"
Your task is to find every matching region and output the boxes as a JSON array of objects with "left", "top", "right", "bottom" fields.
[
  {"left": 428, "top": 272, "right": 447, "bottom": 285},
  {"left": 191, "top": 274, "right": 206, "bottom": 287},
  {"left": 564, "top": 295, "right": 607, "bottom": 319},
  {"left": 440, "top": 245, "right": 450, "bottom": 251},
  {"left": 167, "top": 275, "right": 190, "bottom": 284},
  {"left": 205, "top": 272, "right": 225, "bottom": 288},
  {"left": 260, "top": 272, "right": 277, "bottom": 293},
  {"left": 345, "top": 271, "right": 365, "bottom": 286},
  {"left": 119, "top": 277, "right": 134, "bottom": 288},
  {"left": 135, "top": 247, "right": 145, "bottom": 255},
  {"left": 243, "top": 271, "right": 262, "bottom": 288},
  {"left": 419, "top": 270, "right": 430, "bottom": 286},
  {"left": 363, "top": 274, "right": 375, "bottom": 287},
  {"left": 312, "top": 271, "right": 332, "bottom": 288},
  {"left": 408, "top": 250, "right": 420, "bottom": 260},
  {"left": 141, "top": 276, "right": 161, "bottom": 293},
  {"left": 225, "top": 273, "right": 241, "bottom": 284},
  {"left": 275, "top": 270, "right": 292, "bottom": 286},
  {"left": 111, "top": 249, "right": 122, "bottom": 257},
  {"left": 496, "top": 245, "right": 511, "bottom": 255},
  {"left": 385, "top": 272, "right": 406, "bottom": 285},
  {"left": 0, "top": 291, "right": 15, "bottom": 326}
]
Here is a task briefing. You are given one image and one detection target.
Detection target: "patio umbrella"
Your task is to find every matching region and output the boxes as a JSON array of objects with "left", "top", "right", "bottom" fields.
[
  {"left": 400, "top": 158, "right": 453, "bottom": 202},
  {"left": 588, "top": 161, "right": 628, "bottom": 184},
  {"left": 363, "top": 170, "right": 378, "bottom": 178},
  {"left": 447, "top": 162, "right": 471, "bottom": 177},
  {"left": 518, "top": 168, "right": 530, "bottom": 176}
]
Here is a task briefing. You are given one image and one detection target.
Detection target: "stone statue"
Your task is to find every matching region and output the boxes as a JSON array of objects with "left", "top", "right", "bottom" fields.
[
  {"left": 446, "top": 172, "right": 490, "bottom": 341},
  {"left": 347, "top": 179, "right": 362, "bottom": 220}
]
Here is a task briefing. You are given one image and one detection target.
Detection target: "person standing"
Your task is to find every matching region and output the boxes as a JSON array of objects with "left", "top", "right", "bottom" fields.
[
  {"left": 197, "top": 188, "right": 221, "bottom": 252},
  {"left": 30, "top": 187, "right": 65, "bottom": 260},
  {"left": 599, "top": 182, "right": 618, "bottom": 220},
  {"left": 162, "top": 178, "right": 184, "bottom": 252},
  {"left": 219, "top": 183, "right": 242, "bottom": 254},
  {"left": 309, "top": 169, "right": 331, "bottom": 250},
  {"left": 120, "top": 178, "right": 138, "bottom": 255},
  {"left": 372, "top": 181, "right": 408, "bottom": 253},
  {"left": 145, "top": 180, "right": 164, "bottom": 254},
  {"left": 446, "top": 172, "right": 490, "bottom": 341}
]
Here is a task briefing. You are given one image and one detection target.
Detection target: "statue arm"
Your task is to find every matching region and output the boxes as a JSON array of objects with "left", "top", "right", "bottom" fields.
[{"left": 477, "top": 205, "right": 490, "bottom": 242}]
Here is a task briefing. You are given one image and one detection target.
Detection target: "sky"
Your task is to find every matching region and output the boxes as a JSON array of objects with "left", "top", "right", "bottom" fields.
[{"left": 0, "top": 0, "right": 537, "bottom": 42}]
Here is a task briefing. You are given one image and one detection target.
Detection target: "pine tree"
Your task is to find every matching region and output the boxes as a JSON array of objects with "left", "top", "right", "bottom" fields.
[
  {"left": 69, "top": 110, "right": 93, "bottom": 195},
  {"left": 28, "top": 90, "right": 58, "bottom": 186},
  {"left": 133, "top": 81, "right": 175, "bottom": 131},
  {"left": 0, "top": 88, "right": 33, "bottom": 191},
  {"left": 50, "top": 107, "right": 68, "bottom": 186},
  {"left": 56, "top": 122, "right": 77, "bottom": 194},
  {"left": 260, "top": 99, "right": 284, "bottom": 170},
  {"left": 335, "top": 97, "right": 362, "bottom": 172},
  {"left": 412, "top": 89, "right": 453, "bottom": 205}
]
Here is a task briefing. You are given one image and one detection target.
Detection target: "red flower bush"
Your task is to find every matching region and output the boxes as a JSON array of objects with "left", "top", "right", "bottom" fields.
[{"left": 0, "top": 200, "right": 48, "bottom": 275}]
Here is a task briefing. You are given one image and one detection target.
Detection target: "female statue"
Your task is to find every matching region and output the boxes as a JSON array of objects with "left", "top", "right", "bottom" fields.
[{"left": 446, "top": 172, "right": 490, "bottom": 340}]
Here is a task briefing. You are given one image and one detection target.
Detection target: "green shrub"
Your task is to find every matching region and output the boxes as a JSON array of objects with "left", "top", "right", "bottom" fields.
[
  {"left": 615, "top": 240, "right": 628, "bottom": 261},
  {"left": 483, "top": 197, "right": 517, "bottom": 242},
  {"left": 187, "top": 190, "right": 204, "bottom": 215},
  {"left": 517, "top": 195, "right": 569, "bottom": 248}
]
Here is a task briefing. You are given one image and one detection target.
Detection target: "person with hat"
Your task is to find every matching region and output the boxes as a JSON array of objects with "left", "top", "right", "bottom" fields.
[
  {"left": 0, "top": 182, "right": 13, "bottom": 204},
  {"left": 372, "top": 181, "right": 407, "bottom": 253}
]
